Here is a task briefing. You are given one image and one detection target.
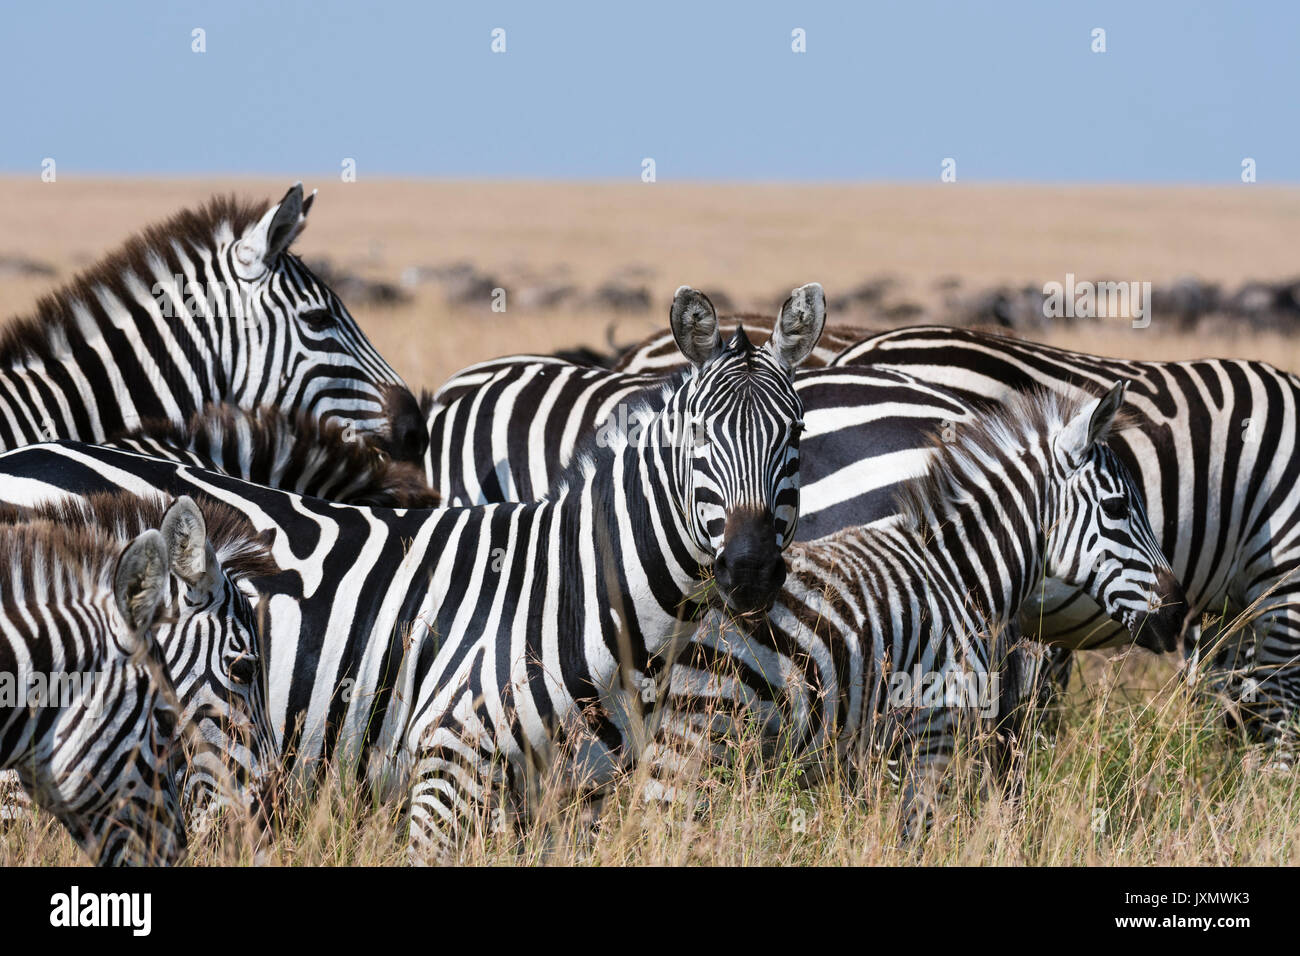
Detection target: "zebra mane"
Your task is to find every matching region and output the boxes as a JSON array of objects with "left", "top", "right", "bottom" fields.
[
  {"left": 0, "top": 194, "right": 273, "bottom": 370},
  {"left": 108, "top": 404, "right": 441, "bottom": 508},
  {"left": 0, "top": 492, "right": 278, "bottom": 583},
  {"left": 894, "top": 386, "right": 1137, "bottom": 530},
  {"left": 0, "top": 519, "right": 127, "bottom": 605}
]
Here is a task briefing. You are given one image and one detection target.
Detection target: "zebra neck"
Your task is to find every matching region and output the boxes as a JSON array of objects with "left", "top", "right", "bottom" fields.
[
  {"left": 0, "top": 296, "right": 211, "bottom": 445},
  {"left": 917, "top": 478, "right": 1047, "bottom": 626}
]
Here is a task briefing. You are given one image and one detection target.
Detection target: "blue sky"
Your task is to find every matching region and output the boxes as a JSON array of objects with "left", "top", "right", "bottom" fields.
[{"left": 1, "top": 0, "right": 1293, "bottom": 182}]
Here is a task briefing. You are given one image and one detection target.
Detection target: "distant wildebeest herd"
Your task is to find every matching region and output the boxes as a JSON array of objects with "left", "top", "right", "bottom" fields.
[{"left": 0, "top": 184, "right": 1295, "bottom": 865}]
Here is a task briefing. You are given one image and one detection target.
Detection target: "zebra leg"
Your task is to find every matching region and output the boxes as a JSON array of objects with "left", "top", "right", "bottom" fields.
[
  {"left": 640, "top": 638, "right": 769, "bottom": 815},
  {"left": 405, "top": 710, "right": 514, "bottom": 865},
  {"left": 1232, "top": 598, "right": 1300, "bottom": 757},
  {"left": 641, "top": 703, "right": 735, "bottom": 814},
  {"left": 894, "top": 707, "right": 954, "bottom": 840}
]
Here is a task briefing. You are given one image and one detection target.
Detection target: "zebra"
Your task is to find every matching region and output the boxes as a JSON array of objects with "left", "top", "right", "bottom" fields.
[
  {"left": 819, "top": 326, "right": 1300, "bottom": 746},
  {"left": 0, "top": 285, "right": 824, "bottom": 861},
  {"left": 0, "top": 515, "right": 187, "bottom": 865},
  {"left": 106, "top": 403, "right": 439, "bottom": 508},
  {"left": 643, "top": 383, "right": 1188, "bottom": 830},
  {"left": 0, "top": 183, "right": 427, "bottom": 462},
  {"left": 0, "top": 494, "right": 279, "bottom": 843}
]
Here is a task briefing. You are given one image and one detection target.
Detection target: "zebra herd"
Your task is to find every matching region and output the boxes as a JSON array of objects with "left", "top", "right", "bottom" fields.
[{"left": 0, "top": 184, "right": 1294, "bottom": 865}]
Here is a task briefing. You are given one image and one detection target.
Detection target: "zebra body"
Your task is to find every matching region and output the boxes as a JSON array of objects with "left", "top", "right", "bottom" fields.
[
  {"left": 0, "top": 517, "right": 187, "bottom": 865},
  {"left": 0, "top": 287, "right": 823, "bottom": 860},
  {"left": 0, "top": 184, "right": 426, "bottom": 462},
  {"left": 647, "top": 384, "right": 1187, "bottom": 823}
]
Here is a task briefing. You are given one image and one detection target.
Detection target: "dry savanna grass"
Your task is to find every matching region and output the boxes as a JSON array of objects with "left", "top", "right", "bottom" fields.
[
  {"left": 1, "top": 177, "right": 1298, "bottom": 865},
  {"left": 4, "top": 638, "right": 1297, "bottom": 866}
]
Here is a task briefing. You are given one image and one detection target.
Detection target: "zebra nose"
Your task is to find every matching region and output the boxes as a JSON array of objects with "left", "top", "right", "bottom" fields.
[
  {"left": 1134, "top": 567, "right": 1188, "bottom": 654},
  {"left": 715, "top": 517, "right": 786, "bottom": 614},
  {"left": 383, "top": 387, "right": 429, "bottom": 464}
]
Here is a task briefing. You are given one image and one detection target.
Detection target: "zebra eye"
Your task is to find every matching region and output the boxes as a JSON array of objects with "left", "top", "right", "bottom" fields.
[
  {"left": 299, "top": 308, "right": 335, "bottom": 332},
  {"left": 1101, "top": 496, "right": 1127, "bottom": 520}
]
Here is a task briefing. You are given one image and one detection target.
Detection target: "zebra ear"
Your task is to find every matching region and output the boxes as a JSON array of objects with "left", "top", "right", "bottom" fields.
[
  {"left": 1057, "top": 380, "right": 1128, "bottom": 467},
  {"left": 113, "top": 530, "right": 169, "bottom": 635},
  {"left": 160, "top": 496, "right": 221, "bottom": 594},
  {"left": 670, "top": 287, "right": 722, "bottom": 367},
  {"left": 766, "top": 283, "right": 826, "bottom": 371},
  {"left": 233, "top": 183, "right": 312, "bottom": 279}
]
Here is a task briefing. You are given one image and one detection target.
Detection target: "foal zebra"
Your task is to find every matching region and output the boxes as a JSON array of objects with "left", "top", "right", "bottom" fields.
[
  {"left": 824, "top": 326, "right": 1300, "bottom": 745},
  {"left": 0, "top": 183, "right": 426, "bottom": 462},
  {"left": 0, "top": 286, "right": 824, "bottom": 861},
  {"left": 0, "top": 494, "right": 279, "bottom": 843},
  {"left": 0, "top": 518, "right": 186, "bottom": 865},
  {"left": 645, "top": 384, "right": 1187, "bottom": 827}
]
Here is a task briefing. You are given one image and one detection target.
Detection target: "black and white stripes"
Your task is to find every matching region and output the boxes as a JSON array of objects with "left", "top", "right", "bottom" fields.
[{"left": 0, "top": 184, "right": 426, "bottom": 463}]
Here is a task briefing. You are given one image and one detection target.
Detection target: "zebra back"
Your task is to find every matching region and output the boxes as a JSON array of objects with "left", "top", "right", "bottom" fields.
[{"left": 107, "top": 404, "right": 440, "bottom": 508}]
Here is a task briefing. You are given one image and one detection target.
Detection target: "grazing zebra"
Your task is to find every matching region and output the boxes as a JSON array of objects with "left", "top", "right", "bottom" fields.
[
  {"left": 0, "top": 183, "right": 426, "bottom": 462},
  {"left": 107, "top": 404, "right": 439, "bottom": 508},
  {"left": 0, "top": 494, "right": 279, "bottom": 840},
  {"left": 424, "top": 334, "right": 970, "bottom": 544},
  {"left": 819, "top": 326, "right": 1300, "bottom": 745},
  {"left": 644, "top": 383, "right": 1188, "bottom": 829},
  {"left": 0, "top": 286, "right": 823, "bottom": 862},
  {"left": 0, "top": 517, "right": 187, "bottom": 865}
]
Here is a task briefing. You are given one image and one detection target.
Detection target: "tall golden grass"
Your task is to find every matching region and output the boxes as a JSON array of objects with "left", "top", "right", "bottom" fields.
[{"left": 4, "top": 616, "right": 1295, "bottom": 866}]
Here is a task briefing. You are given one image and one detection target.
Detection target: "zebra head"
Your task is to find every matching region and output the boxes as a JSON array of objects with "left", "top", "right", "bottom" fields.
[
  {"left": 668, "top": 283, "right": 824, "bottom": 613},
  {"left": 34, "top": 526, "right": 188, "bottom": 866},
  {"left": 222, "top": 184, "right": 427, "bottom": 462},
  {"left": 156, "top": 496, "right": 278, "bottom": 837},
  {"left": 99, "top": 530, "right": 190, "bottom": 865},
  {"left": 1046, "top": 381, "right": 1188, "bottom": 653}
]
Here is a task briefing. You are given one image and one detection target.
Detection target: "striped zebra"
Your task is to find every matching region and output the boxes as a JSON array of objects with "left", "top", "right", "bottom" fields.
[
  {"left": 107, "top": 403, "right": 439, "bottom": 508},
  {"left": 821, "top": 326, "right": 1300, "bottom": 745},
  {"left": 644, "top": 383, "right": 1187, "bottom": 828},
  {"left": 0, "top": 494, "right": 279, "bottom": 842},
  {"left": 0, "top": 515, "right": 187, "bottom": 865},
  {"left": 0, "top": 286, "right": 823, "bottom": 861},
  {"left": 0, "top": 183, "right": 426, "bottom": 462}
]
